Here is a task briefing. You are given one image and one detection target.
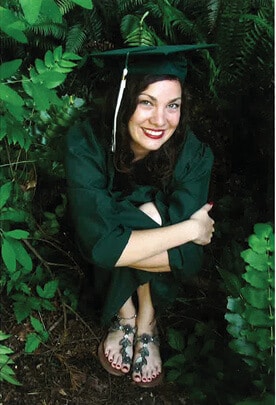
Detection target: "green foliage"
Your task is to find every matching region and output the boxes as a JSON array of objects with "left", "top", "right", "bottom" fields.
[
  {"left": 0, "top": 331, "right": 21, "bottom": 386},
  {"left": 225, "top": 223, "right": 274, "bottom": 398},
  {"left": 164, "top": 321, "right": 243, "bottom": 403},
  {"left": 0, "top": 1, "right": 87, "bottom": 386}
]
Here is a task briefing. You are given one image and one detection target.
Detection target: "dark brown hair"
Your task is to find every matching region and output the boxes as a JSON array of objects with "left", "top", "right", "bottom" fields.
[{"left": 106, "top": 75, "right": 190, "bottom": 187}]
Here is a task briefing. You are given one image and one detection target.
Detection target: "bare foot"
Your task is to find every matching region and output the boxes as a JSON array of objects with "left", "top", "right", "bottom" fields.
[
  {"left": 132, "top": 321, "right": 162, "bottom": 385},
  {"left": 104, "top": 317, "right": 136, "bottom": 374}
]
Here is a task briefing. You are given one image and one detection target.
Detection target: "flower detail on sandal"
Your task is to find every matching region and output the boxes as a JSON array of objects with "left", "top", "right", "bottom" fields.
[
  {"left": 98, "top": 315, "right": 136, "bottom": 376},
  {"left": 132, "top": 333, "right": 163, "bottom": 387},
  {"left": 109, "top": 317, "right": 137, "bottom": 366}
]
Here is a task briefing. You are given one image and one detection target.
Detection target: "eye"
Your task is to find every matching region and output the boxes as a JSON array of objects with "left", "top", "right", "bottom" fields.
[
  {"left": 138, "top": 99, "right": 152, "bottom": 106},
  {"left": 168, "top": 103, "right": 180, "bottom": 110}
]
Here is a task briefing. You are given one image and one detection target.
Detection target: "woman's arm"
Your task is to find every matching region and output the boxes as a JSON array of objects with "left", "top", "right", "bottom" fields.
[{"left": 115, "top": 203, "right": 214, "bottom": 270}]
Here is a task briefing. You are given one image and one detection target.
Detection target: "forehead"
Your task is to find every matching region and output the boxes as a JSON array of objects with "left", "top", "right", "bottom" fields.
[{"left": 140, "top": 79, "right": 182, "bottom": 97}]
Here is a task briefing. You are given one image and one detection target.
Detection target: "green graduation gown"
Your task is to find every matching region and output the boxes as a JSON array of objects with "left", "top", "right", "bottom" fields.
[{"left": 65, "top": 119, "right": 213, "bottom": 325}]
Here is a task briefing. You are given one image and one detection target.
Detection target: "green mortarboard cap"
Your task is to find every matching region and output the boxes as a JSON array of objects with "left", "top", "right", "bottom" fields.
[
  {"left": 91, "top": 44, "right": 216, "bottom": 152},
  {"left": 91, "top": 43, "right": 216, "bottom": 82}
]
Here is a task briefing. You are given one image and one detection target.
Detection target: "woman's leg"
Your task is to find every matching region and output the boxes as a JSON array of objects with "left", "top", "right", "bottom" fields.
[
  {"left": 103, "top": 296, "right": 136, "bottom": 373},
  {"left": 101, "top": 202, "right": 162, "bottom": 376},
  {"left": 132, "top": 282, "right": 162, "bottom": 383},
  {"left": 131, "top": 202, "right": 162, "bottom": 383}
]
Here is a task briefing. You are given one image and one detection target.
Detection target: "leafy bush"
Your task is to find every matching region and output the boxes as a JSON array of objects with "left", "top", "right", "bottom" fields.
[
  {"left": 0, "top": 331, "right": 21, "bottom": 386},
  {"left": 164, "top": 223, "right": 274, "bottom": 404},
  {"left": 225, "top": 223, "right": 274, "bottom": 403},
  {"left": 0, "top": 0, "right": 89, "bottom": 386}
]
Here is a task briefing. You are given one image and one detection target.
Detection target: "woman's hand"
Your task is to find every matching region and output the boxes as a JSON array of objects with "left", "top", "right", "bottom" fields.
[{"left": 189, "top": 203, "right": 215, "bottom": 245}]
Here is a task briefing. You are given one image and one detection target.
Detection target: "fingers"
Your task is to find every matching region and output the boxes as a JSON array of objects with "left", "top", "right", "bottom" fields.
[{"left": 202, "top": 202, "right": 214, "bottom": 212}]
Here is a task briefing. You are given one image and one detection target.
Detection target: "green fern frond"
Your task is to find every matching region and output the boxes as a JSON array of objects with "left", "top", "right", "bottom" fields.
[
  {"left": 56, "top": 0, "right": 76, "bottom": 15},
  {"left": 217, "top": 0, "right": 272, "bottom": 85},
  {"left": 121, "top": 13, "right": 162, "bottom": 47},
  {"left": 28, "top": 22, "right": 66, "bottom": 40},
  {"left": 206, "top": 0, "right": 222, "bottom": 32},
  {"left": 117, "top": 0, "right": 147, "bottom": 15},
  {"left": 66, "top": 24, "right": 87, "bottom": 52}
]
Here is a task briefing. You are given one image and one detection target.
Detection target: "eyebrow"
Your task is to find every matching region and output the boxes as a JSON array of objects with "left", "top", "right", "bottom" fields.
[{"left": 139, "top": 93, "right": 182, "bottom": 103}]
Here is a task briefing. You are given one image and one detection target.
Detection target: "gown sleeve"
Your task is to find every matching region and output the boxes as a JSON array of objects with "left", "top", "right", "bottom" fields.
[
  {"left": 154, "top": 130, "right": 214, "bottom": 280},
  {"left": 65, "top": 120, "right": 160, "bottom": 269}
]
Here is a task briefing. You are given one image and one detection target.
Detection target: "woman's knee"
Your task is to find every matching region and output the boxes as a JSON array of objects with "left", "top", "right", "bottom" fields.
[{"left": 139, "top": 202, "right": 162, "bottom": 226}]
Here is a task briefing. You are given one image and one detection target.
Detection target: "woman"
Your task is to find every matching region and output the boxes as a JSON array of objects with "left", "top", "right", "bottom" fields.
[{"left": 65, "top": 45, "right": 215, "bottom": 388}]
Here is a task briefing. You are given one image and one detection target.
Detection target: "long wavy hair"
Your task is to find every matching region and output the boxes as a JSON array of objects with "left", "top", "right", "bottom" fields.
[{"left": 104, "top": 74, "right": 190, "bottom": 188}]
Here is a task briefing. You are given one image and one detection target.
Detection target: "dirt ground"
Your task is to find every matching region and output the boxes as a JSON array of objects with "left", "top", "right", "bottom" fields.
[{"left": 1, "top": 300, "right": 194, "bottom": 405}]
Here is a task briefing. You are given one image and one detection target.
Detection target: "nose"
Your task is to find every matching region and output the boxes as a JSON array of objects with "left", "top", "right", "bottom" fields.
[{"left": 149, "top": 107, "right": 166, "bottom": 127}]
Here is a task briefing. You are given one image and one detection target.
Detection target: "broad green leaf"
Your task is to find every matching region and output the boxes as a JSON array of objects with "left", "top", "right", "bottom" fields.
[
  {"left": 226, "top": 297, "right": 244, "bottom": 314},
  {"left": 62, "top": 52, "right": 82, "bottom": 61},
  {"left": 25, "top": 333, "right": 41, "bottom": 353},
  {"left": 71, "top": 0, "right": 93, "bottom": 10},
  {"left": 165, "top": 368, "right": 182, "bottom": 382},
  {"left": 0, "top": 7, "right": 28, "bottom": 43},
  {"left": 35, "top": 58, "right": 47, "bottom": 74},
  {"left": 0, "top": 83, "right": 24, "bottom": 106},
  {"left": 241, "top": 286, "right": 268, "bottom": 309},
  {"left": 1, "top": 237, "right": 16, "bottom": 273},
  {"left": 58, "top": 60, "right": 77, "bottom": 69},
  {"left": 4, "top": 230, "right": 29, "bottom": 239},
  {"left": 44, "top": 50, "right": 55, "bottom": 68},
  {"left": 163, "top": 353, "right": 186, "bottom": 367},
  {"left": 229, "top": 337, "right": 257, "bottom": 357},
  {"left": 53, "top": 46, "right": 63, "bottom": 61},
  {"left": 254, "top": 223, "right": 273, "bottom": 240},
  {"left": 40, "top": 0, "right": 62, "bottom": 23},
  {"left": 13, "top": 300, "right": 31, "bottom": 322},
  {"left": 11, "top": 270, "right": 21, "bottom": 282},
  {"left": 36, "top": 279, "right": 58, "bottom": 299},
  {"left": 245, "top": 328, "right": 272, "bottom": 351},
  {"left": 40, "top": 299, "right": 56, "bottom": 311},
  {"left": 30, "top": 316, "right": 44, "bottom": 334},
  {"left": 167, "top": 328, "right": 185, "bottom": 351},
  {"left": 36, "top": 71, "right": 66, "bottom": 89},
  {"left": 11, "top": 239, "right": 32, "bottom": 271},
  {"left": 0, "top": 331, "right": 11, "bottom": 341},
  {"left": 19, "top": 282, "right": 31, "bottom": 295},
  {"left": 0, "top": 345, "right": 13, "bottom": 354},
  {"left": 0, "top": 181, "right": 12, "bottom": 209},
  {"left": 244, "top": 306, "right": 273, "bottom": 327},
  {"left": 241, "top": 249, "right": 268, "bottom": 271},
  {"left": 0, "top": 59, "right": 22, "bottom": 80},
  {"left": 4, "top": 102, "right": 24, "bottom": 122},
  {"left": 32, "top": 84, "right": 62, "bottom": 109},
  {"left": 248, "top": 234, "right": 268, "bottom": 254},
  {"left": 0, "top": 208, "right": 28, "bottom": 222},
  {"left": 242, "top": 267, "right": 269, "bottom": 289},
  {"left": 19, "top": 0, "right": 42, "bottom": 24},
  {"left": 225, "top": 313, "right": 246, "bottom": 337},
  {"left": 22, "top": 80, "right": 62, "bottom": 110}
]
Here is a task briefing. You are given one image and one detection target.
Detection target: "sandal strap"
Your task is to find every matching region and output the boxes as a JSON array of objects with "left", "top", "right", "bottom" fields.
[
  {"left": 108, "top": 316, "right": 137, "bottom": 365},
  {"left": 132, "top": 333, "right": 160, "bottom": 373}
]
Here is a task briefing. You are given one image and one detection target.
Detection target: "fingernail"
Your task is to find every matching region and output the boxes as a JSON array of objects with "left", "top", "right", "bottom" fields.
[{"left": 209, "top": 201, "right": 214, "bottom": 206}]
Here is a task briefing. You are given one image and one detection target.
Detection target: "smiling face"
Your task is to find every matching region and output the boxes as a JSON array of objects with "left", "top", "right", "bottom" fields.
[{"left": 128, "top": 79, "right": 182, "bottom": 160}]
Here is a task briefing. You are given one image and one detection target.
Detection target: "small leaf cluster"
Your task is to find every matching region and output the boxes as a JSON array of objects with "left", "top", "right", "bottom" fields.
[
  {"left": 0, "top": 331, "right": 21, "bottom": 386},
  {"left": 0, "top": 47, "right": 82, "bottom": 151},
  {"left": 0, "top": 179, "right": 76, "bottom": 374},
  {"left": 225, "top": 223, "right": 274, "bottom": 397},
  {"left": 164, "top": 322, "right": 231, "bottom": 402}
]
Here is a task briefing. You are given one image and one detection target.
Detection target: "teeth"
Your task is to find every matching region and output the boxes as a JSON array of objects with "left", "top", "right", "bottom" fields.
[{"left": 144, "top": 129, "right": 163, "bottom": 136}]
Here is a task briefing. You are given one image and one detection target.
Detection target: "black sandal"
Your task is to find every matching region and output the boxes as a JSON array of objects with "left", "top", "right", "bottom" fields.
[
  {"left": 132, "top": 333, "right": 164, "bottom": 387},
  {"left": 98, "top": 315, "right": 136, "bottom": 376}
]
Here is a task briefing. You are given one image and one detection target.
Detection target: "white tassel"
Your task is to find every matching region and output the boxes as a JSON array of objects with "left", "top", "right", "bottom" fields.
[{"left": 112, "top": 64, "right": 128, "bottom": 153}]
